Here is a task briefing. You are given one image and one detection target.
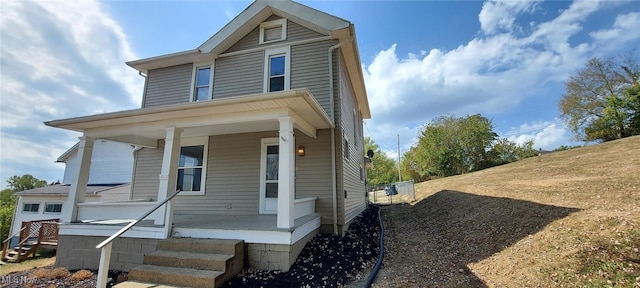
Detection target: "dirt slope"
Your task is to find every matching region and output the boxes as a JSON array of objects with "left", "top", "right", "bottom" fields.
[{"left": 375, "top": 136, "right": 640, "bottom": 287}]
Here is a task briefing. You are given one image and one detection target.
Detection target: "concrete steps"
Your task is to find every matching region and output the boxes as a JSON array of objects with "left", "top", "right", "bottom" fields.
[{"left": 126, "top": 238, "right": 244, "bottom": 288}]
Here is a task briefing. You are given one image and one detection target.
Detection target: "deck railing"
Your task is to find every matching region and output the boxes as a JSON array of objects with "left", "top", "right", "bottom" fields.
[
  {"left": 94, "top": 190, "right": 181, "bottom": 288},
  {"left": 1, "top": 219, "right": 59, "bottom": 262},
  {"left": 1, "top": 226, "right": 26, "bottom": 260}
]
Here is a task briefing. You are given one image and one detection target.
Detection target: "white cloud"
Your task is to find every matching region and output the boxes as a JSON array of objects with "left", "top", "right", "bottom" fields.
[
  {"left": 590, "top": 12, "right": 640, "bottom": 46},
  {"left": 505, "top": 120, "right": 575, "bottom": 150},
  {"left": 0, "top": 0, "right": 142, "bottom": 187},
  {"left": 479, "top": 0, "right": 538, "bottom": 34},
  {"left": 363, "top": 0, "right": 639, "bottom": 156}
]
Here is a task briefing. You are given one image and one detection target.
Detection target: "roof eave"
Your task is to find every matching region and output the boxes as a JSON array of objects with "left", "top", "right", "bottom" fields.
[{"left": 126, "top": 49, "right": 203, "bottom": 74}]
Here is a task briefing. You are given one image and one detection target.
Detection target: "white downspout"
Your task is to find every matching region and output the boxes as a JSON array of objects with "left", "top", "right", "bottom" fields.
[
  {"left": 128, "top": 145, "right": 144, "bottom": 200},
  {"left": 328, "top": 40, "right": 349, "bottom": 235}
]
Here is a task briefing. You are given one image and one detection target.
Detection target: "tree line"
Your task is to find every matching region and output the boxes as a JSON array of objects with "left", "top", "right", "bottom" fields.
[{"left": 365, "top": 114, "right": 536, "bottom": 186}]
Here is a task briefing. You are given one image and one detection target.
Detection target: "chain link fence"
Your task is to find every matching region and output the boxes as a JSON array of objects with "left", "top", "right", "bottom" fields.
[{"left": 368, "top": 180, "right": 415, "bottom": 204}]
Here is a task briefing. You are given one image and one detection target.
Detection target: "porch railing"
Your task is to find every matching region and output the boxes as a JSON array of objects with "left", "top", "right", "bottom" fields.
[
  {"left": 294, "top": 197, "right": 317, "bottom": 219},
  {"left": 94, "top": 190, "right": 181, "bottom": 288}
]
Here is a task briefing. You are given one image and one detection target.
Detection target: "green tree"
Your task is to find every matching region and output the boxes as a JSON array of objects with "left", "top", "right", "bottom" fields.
[
  {"left": 407, "top": 114, "right": 498, "bottom": 178},
  {"left": 364, "top": 137, "right": 398, "bottom": 187},
  {"left": 624, "top": 83, "right": 640, "bottom": 135},
  {"left": 0, "top": 174, "right": 48, "bottom": 242},
  {"left": 7, "top": 174, "right": 47, "bottom": 192},
  {"left": 559, "top": 53, "right": 639, "bottom": 142},
  {"left": 488, "top": 138, "right": 537, "bottom": 165}
]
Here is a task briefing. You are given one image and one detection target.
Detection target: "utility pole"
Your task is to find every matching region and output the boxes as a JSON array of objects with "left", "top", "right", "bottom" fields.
[{"left": 397, "top": 134, "right": 402, "bottom": 183}]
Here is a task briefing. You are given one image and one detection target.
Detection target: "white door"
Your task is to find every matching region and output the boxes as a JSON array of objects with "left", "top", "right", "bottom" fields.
[{"left": 260, "top": 138, "right": 279, "bottom": 214}]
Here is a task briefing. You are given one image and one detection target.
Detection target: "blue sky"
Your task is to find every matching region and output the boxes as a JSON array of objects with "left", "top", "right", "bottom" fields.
[{"left": 1, "top": 0, "right": 639, "bottom": 188}]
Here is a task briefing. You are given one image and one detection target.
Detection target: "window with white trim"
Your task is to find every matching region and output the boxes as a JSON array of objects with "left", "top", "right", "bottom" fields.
[
  {"left": 23, "top": 203, "right": 39, "bottom": 213},
  {"left": 177, "top": 137, "right": 209, "bottom": 195},
  {"left": 263, "top": 46, "right": 290, "bottom": 93},
  {"left": 44, "top": 203, "right": 63, "bottom": 214},
  {"left": 259, "top": 19, "right": 287, "bottom": 44},
  {"left": 191, "top": 64, "right": 213, "bottom": 102},
  {"left": 353, "top": 108, "right": 358, "bottom": 146},
  {"left": 344, "top": 137, "right": 350, "bottom": 159}
]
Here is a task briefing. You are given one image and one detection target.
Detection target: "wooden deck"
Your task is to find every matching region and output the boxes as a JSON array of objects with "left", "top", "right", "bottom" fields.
[{"left": 1, "top": 219, "right": 59, "bottom": 263}]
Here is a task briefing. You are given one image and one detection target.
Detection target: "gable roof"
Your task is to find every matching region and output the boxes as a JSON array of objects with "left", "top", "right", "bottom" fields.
[
  {"left": 126, "top": 0, "right": 370, "bottom": 119},
  {"left": 196, "top": 0, "right": 351, "bottom": 55},
  {"left": 56, "top": 142, "right": 79, "bottom": 162}
]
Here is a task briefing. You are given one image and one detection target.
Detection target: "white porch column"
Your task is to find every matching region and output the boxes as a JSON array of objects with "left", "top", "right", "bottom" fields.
[
  {"left": 155, "top": 127, "right": 182, "bottom": 226},
  {"left": 62, "top": 136, "right": 94, "bottom": 223},
  {"left": 277, "top": 116, "right": 295, "bottom": 229}
]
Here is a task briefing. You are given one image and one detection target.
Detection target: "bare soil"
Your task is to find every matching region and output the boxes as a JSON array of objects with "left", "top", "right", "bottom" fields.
[{"left": 374, "top": 136, "right": 640, "bottom": 287}]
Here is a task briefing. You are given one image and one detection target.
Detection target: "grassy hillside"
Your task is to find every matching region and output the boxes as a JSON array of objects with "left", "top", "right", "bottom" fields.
[{"left": 375, "top": 136, "right": 640, "bottom": 287}]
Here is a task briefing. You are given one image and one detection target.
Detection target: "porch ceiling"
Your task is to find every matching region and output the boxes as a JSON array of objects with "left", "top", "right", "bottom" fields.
[{"left": 45, "top": 89, "right": 333, "bottom": 146}]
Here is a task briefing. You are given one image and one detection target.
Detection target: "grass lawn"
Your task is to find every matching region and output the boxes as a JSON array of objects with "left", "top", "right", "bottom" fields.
[
  {"left": 375, "top": 135, "right": 640, "bottom": 287},
  {"left": 1, "top": 256, "right": 56, "bottom": 276}
]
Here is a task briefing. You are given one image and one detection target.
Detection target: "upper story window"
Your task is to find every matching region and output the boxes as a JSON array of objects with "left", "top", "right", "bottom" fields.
[
  {"left": 264, "top": 46, "right": 290, "bottom": 93},
  {"left": 344, "top": 137, "right": 350, "bottom": 159},
  {"left": 23, "top": 203, "right": 39, "bottom": 213},
  {"left": 192, "top": 64, "right": 213, "bottom": 102},
  {"left": 177, "top": 137, "right": 208, "bottom": 195},
  {"left": 259, "top": 19, "right": 287, "bottom": 44},
  {"left": 44, "top": 203, "right": 63, "bottom": 214}
]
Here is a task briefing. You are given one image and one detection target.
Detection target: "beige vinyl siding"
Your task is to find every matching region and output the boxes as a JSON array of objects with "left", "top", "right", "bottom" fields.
[
  {"left": 338, "top": 56, "right": 366, "bottom": 226},
  {"left": 143, "top": 64, "right": 192, "bottom": 108},
  {"left": 225, "top": 17, "right": 326, "bottom": 53},
  {"left": 212, "top": 51, "right": 264, "bottom": 99},
  {"left": 130, "top": 131, "right": 335, "bottom": 221},
  {"left": 171, "top": 133, "right": 263, "bottom": 214},
  {"left": 131, "top": 140, "right": 163, "bottom": 200},
  {"left": 295, "top": 129, "right": 333, "bottom": 226},
  {"left": 291, "top": 39, "right": 338, "bottom": 116}
]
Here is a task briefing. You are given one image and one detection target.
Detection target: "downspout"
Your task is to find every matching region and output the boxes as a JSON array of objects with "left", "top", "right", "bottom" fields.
[
  {"left": 138, "top": 71, "right": 148, "bottom": 109},
  {"left": 128, "top": 145, "right": 144, "bottom": 200},
  {"left": 328, "top": 39, "right": 350, "bottom": 235}
]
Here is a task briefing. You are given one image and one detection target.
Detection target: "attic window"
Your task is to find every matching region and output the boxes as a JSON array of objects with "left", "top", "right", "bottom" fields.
[{"left": 260, "top": 19, "right": 287, "bottom": 44}]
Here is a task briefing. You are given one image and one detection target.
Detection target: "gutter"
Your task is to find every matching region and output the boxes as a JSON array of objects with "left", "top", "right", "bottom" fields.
[{"left": 328, "top": 39, "right": 350, "bottom": 235}]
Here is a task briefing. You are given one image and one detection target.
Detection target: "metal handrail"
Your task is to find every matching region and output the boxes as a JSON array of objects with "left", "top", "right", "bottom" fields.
[
  {"left": 95, "top": 189, "right": 181, "bottom": 288},
  {"left": 96, "top": 189, "right": 181, "bottom": 249}
]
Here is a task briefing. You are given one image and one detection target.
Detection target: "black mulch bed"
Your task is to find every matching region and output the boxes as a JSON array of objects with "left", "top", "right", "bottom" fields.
[{"left": 222, "top": 205, "right": 381, "bottom": 288}]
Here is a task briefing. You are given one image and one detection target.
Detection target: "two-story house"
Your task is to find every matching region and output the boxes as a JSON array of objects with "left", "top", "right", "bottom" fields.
[{"left": 44, "top": 0, "right": 370, "bottom": 284}]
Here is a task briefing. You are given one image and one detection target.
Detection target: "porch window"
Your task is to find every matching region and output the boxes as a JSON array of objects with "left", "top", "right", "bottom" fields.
[
  {"left": 192, "top": 64, "right": 213, "bottom": 102},
  {"left": 177, "top": 137, "right": 208, "bottom": 195},
  {"left": 23, "top": 203, "right": 39, "bottom": 213},
  {"left": 263, "top": 46, "right": 290, "bottom": 93},
  {"left": 44, "top": 203, "right": 63, "bottom": 214}
]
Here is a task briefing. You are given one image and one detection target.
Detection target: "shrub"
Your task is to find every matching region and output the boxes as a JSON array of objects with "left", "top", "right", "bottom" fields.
[
  {"left": 30, "top": 268, "right": 50, "bottom": 279},
  {"left": 48, "top": 267, "right": 71, "bottom": 279},
  {"left": 71, "top": 269, "right": 93, "bottom": 281}
]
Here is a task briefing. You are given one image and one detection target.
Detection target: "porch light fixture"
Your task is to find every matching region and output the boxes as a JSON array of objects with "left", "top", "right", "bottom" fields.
[{"left": 297, "top": 146, "right": 305, "bottom": 156}]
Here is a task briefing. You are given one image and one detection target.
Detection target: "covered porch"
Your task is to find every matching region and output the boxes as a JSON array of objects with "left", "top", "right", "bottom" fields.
[{"left": 45, "top": 89, "right": 334, "bottom": 237}]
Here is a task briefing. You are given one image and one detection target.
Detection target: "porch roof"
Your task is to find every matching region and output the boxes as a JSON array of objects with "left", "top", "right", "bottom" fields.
[{"left": 45, "top": 89, "right": 332, "bottom": 147}]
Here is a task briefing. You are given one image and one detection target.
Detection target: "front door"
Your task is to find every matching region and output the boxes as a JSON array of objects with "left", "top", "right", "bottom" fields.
[{"left": 260, "top": 138, "right": 279, "bottom": 214}]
